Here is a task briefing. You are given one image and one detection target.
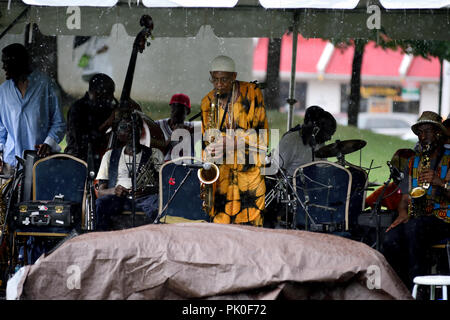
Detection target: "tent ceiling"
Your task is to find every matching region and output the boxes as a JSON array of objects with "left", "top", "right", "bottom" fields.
[
  {"left": 22, "top": 0, "right": 118, "bottom": 6},
  {"left": 0, "top": 0, "right": 449, "bottom": 40}
]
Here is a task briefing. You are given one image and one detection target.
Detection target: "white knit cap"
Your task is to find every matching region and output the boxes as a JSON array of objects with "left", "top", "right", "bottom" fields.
[{"left": 210, "top": 55, "right": 235, "bottom": 72}]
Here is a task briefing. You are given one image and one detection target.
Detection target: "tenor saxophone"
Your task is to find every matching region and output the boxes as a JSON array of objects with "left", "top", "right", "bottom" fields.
[
  {"left": 409, "top": 143, "right": 431, "bottom": 217},
  {"left": 200, "top": 91, "right": 220, "bottom": 215}
]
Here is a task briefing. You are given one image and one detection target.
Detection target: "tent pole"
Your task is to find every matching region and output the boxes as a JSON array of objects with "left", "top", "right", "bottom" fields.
[
  {"left": 0, "top": 7, "right": 30, "bottom": 41},
  {"left": 286, "top": 12, "right": 299, "bottom": 131}
]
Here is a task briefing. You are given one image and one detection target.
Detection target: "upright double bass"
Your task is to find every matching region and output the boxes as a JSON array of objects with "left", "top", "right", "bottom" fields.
[{"left": 108, "top": 14, "right": 164, "bottom": 151}]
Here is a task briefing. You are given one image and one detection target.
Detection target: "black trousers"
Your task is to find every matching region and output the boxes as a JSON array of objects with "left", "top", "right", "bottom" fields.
[{"left": 382, "top": 215, "right": 450, "bottom": 289}]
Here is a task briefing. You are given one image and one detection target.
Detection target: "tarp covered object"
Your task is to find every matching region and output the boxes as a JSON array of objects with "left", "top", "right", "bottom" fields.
[{"left": 9, "top": 223, "right": 412, "bottom": 300}]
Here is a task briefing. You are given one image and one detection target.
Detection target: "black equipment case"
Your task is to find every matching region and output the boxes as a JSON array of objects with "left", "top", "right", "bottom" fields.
[
  {"left": 13, "top": 200, "right": 81, "bottom": 228},
  {"left": 357, "top": 210, "right": 395, "bottom": 229}
]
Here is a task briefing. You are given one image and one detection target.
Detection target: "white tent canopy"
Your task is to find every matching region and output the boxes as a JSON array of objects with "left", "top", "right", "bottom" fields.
[
  {"left": 22, "top": 0, "right": 118, "bottom": 6},
  {"left": 21, "top": 0, "right": 450, "bottom": 9},
  {"left": 0, "top": 0, "right": 448, "bottom": 39},
  {"left": 142, "top": 0, "right": 240, "bottom": 7}
]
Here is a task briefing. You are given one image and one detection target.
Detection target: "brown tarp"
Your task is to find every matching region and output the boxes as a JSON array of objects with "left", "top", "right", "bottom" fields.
[{"left": 13, "top": 223, "right": 412, "bottom": 300}]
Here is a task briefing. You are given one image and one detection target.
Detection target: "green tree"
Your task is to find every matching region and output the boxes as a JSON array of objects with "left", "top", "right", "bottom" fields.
[
  {"left": 329, "top": 38, "right": 369, "bottom": 127},
  {"left": 264, "top": 37, "right": 282, "bottom": 110},
  {"left": 377, "top": 38, "right": 450, "bottom": 114}
]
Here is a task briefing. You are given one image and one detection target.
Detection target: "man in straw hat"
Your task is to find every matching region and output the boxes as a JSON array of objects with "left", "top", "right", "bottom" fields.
[
  {"left": 200, "top": 55, "right": 269, "bottom": 226},
  {"left": 382, "top": 111, "right": 450, "bottom": 292}
]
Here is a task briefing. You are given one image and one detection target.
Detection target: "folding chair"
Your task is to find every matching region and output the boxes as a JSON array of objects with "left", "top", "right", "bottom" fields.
[{"left": 13, "top": 154, "right": 88, "bottom": 265}]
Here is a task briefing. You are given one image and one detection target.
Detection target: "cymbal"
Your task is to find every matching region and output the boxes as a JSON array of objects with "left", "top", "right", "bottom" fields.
[
  {"left": 367, "top": 181, "right": 382, "bottom": 187},
  {"left": 315, "top": 139, "right": 367, "bottom": 158}
]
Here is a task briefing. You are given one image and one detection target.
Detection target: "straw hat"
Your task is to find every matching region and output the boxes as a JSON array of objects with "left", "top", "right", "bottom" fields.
[{"left": 411, "top": 111, "right": 446, "bottom": 136}]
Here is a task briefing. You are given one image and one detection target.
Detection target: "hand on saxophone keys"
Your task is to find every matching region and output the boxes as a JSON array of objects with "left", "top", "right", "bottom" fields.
[
  {"left": 205, "top": 136, "right": 236, "bottom": 160},
  {"left": 205, "top": 142, "right": 222, "bottom": 160},
  {"left": 418, "top": 169, "right": 443, "bottom": 188}
]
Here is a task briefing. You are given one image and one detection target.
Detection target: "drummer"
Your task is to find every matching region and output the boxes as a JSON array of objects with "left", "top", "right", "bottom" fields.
[{"left": 272, "top": 105, "right": 337, "bottom": 177}]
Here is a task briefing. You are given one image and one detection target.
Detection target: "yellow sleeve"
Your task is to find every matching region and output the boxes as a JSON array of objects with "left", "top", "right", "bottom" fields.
[{"left": 235, "top": 84, "right": 269, "bottom": 166}]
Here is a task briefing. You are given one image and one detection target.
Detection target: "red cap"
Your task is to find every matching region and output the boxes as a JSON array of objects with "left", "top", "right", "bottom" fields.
[{"left": 169, "top": 93, "right": 191, "bottom": 114}]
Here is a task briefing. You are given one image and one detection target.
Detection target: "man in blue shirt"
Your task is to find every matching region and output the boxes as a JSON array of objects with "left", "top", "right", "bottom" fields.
[{"left": 0, "top": 43, "right": 66, "bottom": 175}]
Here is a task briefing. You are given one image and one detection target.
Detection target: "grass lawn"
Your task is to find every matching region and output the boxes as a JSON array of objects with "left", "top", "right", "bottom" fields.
[{"left": 60, "top": 101, "right": 416, "bottom": 185}]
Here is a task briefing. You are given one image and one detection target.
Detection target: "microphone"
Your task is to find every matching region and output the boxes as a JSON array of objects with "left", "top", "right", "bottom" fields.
[
  {"left": 181, "top": 162, "right": 212, "bottom": 170},
  {"left": 387, "top": 161, "right": 404, "bottom": 180}
]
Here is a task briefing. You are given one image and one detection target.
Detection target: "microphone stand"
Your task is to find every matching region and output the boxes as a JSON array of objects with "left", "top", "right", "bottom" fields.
[
  {"left": 86, "top": 142, "right": 96, "bottom": 231},
  {"left": 154, "top": 167, "right": 194, "bottom": 224},
  {"left": 310, "top": 131, "right": 317, "bottom": 162},
  {"left": 130, "top": 113, "right": 138, "bottom": 227},
  {"left": 370, "top": 164, "right": 395, "bottom": 251}
]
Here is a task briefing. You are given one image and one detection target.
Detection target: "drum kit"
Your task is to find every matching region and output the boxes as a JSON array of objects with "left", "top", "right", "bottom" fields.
[{"left": 264, "top": 139, "right": 370, "bottom": 236}]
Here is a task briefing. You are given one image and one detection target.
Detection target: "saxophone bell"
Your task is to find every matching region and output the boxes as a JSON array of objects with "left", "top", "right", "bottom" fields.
[
  {"left": 198, "top": 162, "right": 219, "bottom": 185},
  {"left": 410, "top": 186, "right": 427, "bottom": 198}
]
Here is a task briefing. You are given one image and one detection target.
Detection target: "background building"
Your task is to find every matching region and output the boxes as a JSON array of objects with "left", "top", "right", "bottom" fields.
[{"left": 253, "top": 34, "right": 448, "bottom": 118}]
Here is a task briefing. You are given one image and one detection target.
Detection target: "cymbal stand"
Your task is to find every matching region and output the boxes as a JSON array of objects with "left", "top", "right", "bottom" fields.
[
  {"left": 265, "top": 174, "right": 292, "bottom": 228},
  {"left": 264, "top": 175, "right": 284, "bottom": 208},
  {"left": 277, "top": 167, "right": 319, "bottom": 231},
  {"left": 336, "top": 151, "right": 345, "bottom": 166}
]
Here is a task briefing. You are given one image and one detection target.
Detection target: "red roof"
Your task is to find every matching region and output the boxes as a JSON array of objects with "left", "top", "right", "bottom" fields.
[
  {"left": 253, "top": 34, "right": 440, "bottom": 80},
  {"left": 408, "top": 55, "right": 440, "bottom": 78}
]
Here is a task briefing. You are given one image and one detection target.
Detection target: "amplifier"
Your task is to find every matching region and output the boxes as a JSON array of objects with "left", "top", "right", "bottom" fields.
[{"left": 13, "top": 200, "right": 81, "bottom": 228}]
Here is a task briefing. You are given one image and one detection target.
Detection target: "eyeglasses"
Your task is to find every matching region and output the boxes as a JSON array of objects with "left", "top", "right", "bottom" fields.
[{"left": 209, "top": 76, "right": 233, "bottom": 84}]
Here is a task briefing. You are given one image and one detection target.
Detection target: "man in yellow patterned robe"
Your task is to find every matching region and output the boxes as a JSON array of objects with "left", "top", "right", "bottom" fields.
[{"left": 200, "top": 55, "right": 269, "bottom": 226}]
